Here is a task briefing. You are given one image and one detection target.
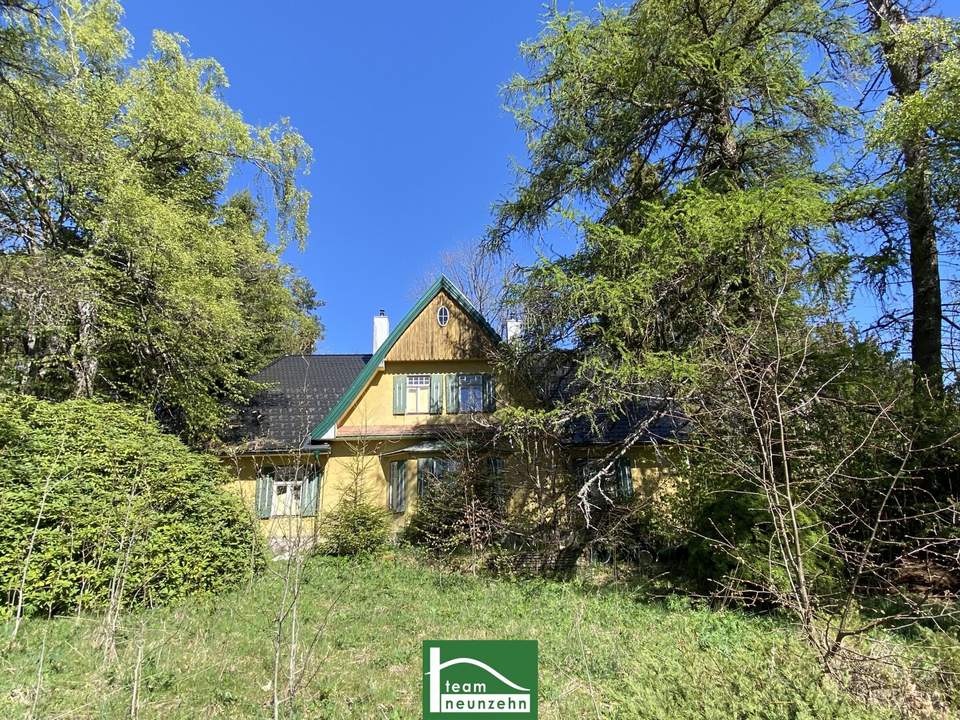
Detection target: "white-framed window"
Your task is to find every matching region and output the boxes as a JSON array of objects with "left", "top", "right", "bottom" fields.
[
  {"left": 269, "top": 466, "right": 303, "bottom": 516},
  {"left": 406, "top": 374, "right": 430, "bottom": 413},
  {"left": 274, "top": 479, "right": 302, "bottom": 516},
  {"left": 437, "top": 305, "right": 449, "bottom": 326},
  {"left": 459, "top": 373, "right": 484, "bottom": 413},
  {"left": 255, "top": 465, "right": 320, "bottom": 519}
]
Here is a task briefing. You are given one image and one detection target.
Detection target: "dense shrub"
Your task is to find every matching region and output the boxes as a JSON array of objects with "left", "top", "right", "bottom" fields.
[
  {"left": 401, "top": 460, "right": 506, "bottom": 556},
  {"left": 319, "top": 498, "right": 390, "bottom": 557},
  {"left": 401, "top": 481, "right": 472, "bottom": 553},
  {"left": 0, "top": 395, "right": 264, "bottom": 617},
  {"left": 686, "top": 486, "right": 840, "bottom": 602}
]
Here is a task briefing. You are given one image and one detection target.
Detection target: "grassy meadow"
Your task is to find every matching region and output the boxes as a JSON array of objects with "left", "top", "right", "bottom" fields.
[{"left": 0, "top": 554, "right": 950, "bottom": 719}]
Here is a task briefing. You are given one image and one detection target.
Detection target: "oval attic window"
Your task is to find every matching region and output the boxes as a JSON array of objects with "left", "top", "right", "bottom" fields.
[{"left": 437, "top": 306, "right": 449, "bottom": 327}]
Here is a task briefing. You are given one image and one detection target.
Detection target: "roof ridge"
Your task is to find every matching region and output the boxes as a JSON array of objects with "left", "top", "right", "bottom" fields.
[{"left": 272, "top": 352, "right": 372, "bottom": 358}]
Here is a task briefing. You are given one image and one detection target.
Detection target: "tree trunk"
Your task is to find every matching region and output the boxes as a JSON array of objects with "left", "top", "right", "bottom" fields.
[
  {"left": 74, "top": 297, "right": 98, "bottom": 397},
  {"left": 868, "top": 0, "right": 943, "bottom": 396}
]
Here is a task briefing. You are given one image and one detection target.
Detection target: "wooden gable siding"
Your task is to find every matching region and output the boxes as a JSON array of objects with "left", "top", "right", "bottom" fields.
[{"left": 385, "top": 289, "right": 494, "bottom": 361}]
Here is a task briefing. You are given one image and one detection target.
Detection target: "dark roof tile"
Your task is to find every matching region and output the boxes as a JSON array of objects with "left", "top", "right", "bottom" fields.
[{"left": 230, "top": 354, "right": 370, "bottom": 451}]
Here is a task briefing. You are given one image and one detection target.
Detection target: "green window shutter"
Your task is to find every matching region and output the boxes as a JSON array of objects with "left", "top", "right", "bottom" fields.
[
  {"left": 255, "top": 471, "right": 273, "bottom": 519},
  {"left": 300, "top": 473, "right": 320, "bottom": 516},
  {"left": 393, "top": 375, "right": 407, "bottom": 415},
  {"left": 417, "top": 458, "right": 428, "bottom": 496},
  {"left": 446, "top": 373, "right": 460, "bottom": 414},
  {"left": 388, "top": 461, "right": 398, "bottom": 511},
  {"left": 617, "top": 458, "right": 634, "bottom": 498},
  {"left": 429, "top": 374, "right": 442, "bottom": 414},
  {"left": 482, "top": 374, "right": 496, "bottom": 412},
  {"left": 397, "top": 461, "right": 407, "bottom": 513}
]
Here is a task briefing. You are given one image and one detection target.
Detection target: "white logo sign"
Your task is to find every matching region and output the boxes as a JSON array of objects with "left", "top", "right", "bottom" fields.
[{"left": 425, "top": 645, "right": 532, "bottom": 714}]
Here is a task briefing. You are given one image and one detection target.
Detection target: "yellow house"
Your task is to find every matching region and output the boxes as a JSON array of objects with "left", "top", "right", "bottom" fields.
[{"left": 222, "top": 276, "right": 681, "bottom": 544}]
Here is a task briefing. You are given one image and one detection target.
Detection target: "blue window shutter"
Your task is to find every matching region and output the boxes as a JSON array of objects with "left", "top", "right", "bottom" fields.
[
  {"left": 255, "top": 472, "right": 273, "bottom": 519},
  {"left": 393, "top": 375, "right": 407, "bottom": 415},
  {"left": 446, "top": 374, "right": 460, "bottom": 414},
  {"left": 300, "top": 473, "right": 320, "bottom": 516},
  {"left": 482, "top": 374, "right": 496, "bottom": 412},
  {"left": 429, "top": 374, "right": 442, "bottom": 414},
  {"left": 617, "top": 458, "right": 634, "bottom": 498}
]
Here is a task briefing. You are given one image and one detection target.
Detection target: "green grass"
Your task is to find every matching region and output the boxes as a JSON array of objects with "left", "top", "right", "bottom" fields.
[{"left": 0, "top": 554, "right": 924, "bottom": 719}]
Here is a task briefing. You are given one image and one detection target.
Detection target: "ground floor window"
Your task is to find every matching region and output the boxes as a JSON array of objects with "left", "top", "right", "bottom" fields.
[
  {"left": 273, "top": 473, "right": 302, "bottom": 516},
  {"left": 255, "top": 465, "right": 321, "bottom": 519},
  {"left": 574, "top": 457, "right": 633, "bottom": 500},
  {"left": 416, "top": 457, "right": 456, "bottom": 496},
  {"left": 415, "top": 456, "right": 505, "bottom": 503},
  {"left": 487, "top": 456, "right": 505, "bottom": 503}
]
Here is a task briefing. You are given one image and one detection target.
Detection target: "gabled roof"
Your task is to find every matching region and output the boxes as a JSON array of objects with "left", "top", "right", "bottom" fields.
[
  {"left": 306, "top": 275, "right": 501, "bottom": 444},
  {"left": 229, "top": 354, "right": 371, "bottom": 452}
]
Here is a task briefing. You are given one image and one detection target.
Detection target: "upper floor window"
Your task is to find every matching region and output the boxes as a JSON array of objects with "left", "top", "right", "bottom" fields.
[
  {"left": 393, "top": 372, "right": 494, "bottom": 415},
  {"left": 458, "top": 374, "right": 484, "bottom": 413},
  {"left": 406, "top": 374, "right": 431, "bottom": 413},
  {"left": 437, "top": 306, "right": 449, "bottom": 326}
]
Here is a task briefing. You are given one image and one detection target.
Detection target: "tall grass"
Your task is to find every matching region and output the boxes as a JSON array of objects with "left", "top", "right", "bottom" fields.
[{"left": 0, "top": 554, "right": 929, "bottom": 719}]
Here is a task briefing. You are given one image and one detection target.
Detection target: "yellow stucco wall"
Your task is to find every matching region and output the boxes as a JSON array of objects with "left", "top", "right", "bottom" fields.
[
  {"left": 224, "top": 442, "right": 454, "bottom": 538},
  {"left": 223, "top": 443, "right": 673, "bottom": 540},
  {"left": 336, "top": 359, "right": 494, "bottom": 433}
]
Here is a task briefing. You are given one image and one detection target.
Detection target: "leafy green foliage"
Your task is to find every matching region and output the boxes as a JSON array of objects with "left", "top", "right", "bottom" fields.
[
  {"left": 687, "top": 486, "right": 841, "bottom": 602},
  {"left": 490, "top": 0, "right": 864, "bottom": 248},
  {"left": 489, "top": 0, "right": 861, "bottom": 435},
  {"left": 0, "top": 394, "right": 264, "bottom": 616},
  {"left": 0, "top": 1, "right": 321, "bottom": 443},
  {"left": 485, "top": 2, "right": 960, "bottom": 636}
]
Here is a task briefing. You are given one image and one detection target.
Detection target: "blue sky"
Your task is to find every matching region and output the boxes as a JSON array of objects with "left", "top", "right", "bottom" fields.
[
  {"left": 121, "top": 1, "right": 564, "bottom": 354},
  {"left": 120, "top": 1, "right": 958, "bottom": 362}
]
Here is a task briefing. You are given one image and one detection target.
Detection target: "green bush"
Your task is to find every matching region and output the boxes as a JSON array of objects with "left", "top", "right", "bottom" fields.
[
  {"left": 319, "top": 498, "right": 390, "bottom": 557},
  {"left": 686, "top": 487, "right": 841, "bottom": 602},
  {"left": 0, "top": 395, "right": 264, "bottom": 617},
  {"left": 400, "top": 481, "right": 471, "bottom": 553}
]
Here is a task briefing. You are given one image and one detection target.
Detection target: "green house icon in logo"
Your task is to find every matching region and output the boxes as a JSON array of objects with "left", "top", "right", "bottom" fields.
[{"left": 422, "top": 640, "right": 538, "bottom": 719}]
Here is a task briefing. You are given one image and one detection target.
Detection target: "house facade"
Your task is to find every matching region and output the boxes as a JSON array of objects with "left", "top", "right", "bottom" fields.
[{"left": 223, "top": 276, "right": 678, "bottom": 542}]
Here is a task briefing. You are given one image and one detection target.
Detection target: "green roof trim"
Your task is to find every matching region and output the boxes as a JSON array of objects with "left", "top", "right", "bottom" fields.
[{"left": 306, "top": 275, "right": 501, "bottom": 443}]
